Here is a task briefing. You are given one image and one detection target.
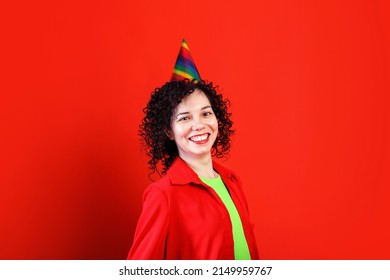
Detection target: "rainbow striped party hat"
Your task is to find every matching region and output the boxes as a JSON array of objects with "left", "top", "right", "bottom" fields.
[{"left": 171, "top": 39, "right": 201, "bottom": 81}]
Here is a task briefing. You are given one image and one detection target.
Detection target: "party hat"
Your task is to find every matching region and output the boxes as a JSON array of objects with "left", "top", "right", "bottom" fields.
[{"left": 171, "top": 39, "right": 201, "bottom": 81}]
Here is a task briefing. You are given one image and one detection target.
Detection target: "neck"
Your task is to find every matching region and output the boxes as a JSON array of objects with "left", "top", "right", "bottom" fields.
[{"left": 179, "top": 154, "right": 217, "bottom": 179}]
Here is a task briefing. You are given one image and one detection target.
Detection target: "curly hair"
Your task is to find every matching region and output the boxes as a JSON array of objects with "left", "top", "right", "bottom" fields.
[{"left": 139, "top": 79, "right": 234, "bottom": 176}]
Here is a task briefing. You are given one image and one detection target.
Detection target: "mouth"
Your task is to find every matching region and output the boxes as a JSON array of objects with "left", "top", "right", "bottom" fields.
[{"left": 189, "top": 133, "right": 210, "bottom": 144}]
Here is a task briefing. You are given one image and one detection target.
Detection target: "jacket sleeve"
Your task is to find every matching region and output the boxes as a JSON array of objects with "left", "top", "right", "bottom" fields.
[{"left": 127, "top": 185, "right": 169, "bottom": 259}]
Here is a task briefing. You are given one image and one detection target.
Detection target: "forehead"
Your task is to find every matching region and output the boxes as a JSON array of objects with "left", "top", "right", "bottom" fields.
[{"left": 175, "top": 89, "right": 211, "bottom": 112}]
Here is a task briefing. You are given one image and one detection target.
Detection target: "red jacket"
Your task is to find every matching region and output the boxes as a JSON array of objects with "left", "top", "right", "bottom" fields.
[{"left": 128, "top": 157, "right": 259, "bottom": 260}]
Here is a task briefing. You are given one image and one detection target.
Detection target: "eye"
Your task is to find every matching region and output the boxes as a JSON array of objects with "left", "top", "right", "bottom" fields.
[
  {"left": 178, "top": 116, "right": 190, "bottom": 122},
  {"left": 203, "top": 111, "right": 213, "bottom": 117}
]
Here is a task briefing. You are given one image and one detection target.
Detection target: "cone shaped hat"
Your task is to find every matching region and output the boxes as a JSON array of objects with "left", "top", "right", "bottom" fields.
[{"left": 171, "top": 39, "right": 201, "bottom": 81}]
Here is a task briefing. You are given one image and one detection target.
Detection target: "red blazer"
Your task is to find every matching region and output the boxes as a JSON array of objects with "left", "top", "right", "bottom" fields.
[{"left": 128, "top": 157, "right": 259, "bottom": 260}]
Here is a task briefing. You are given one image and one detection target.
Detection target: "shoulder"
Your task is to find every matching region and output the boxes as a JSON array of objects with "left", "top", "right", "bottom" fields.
[
  {"left": 146, "top": 175, "right": 174, "bottom": 194},
  {"left": 212, "top": 160, "right": 241, "bottom": 182},
  {"left": 143, "top": 170, "right": 184, "bottom": 201}
]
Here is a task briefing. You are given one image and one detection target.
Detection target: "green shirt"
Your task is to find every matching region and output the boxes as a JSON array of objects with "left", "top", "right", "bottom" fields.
[{"left": 200, "top": 175, "right": 251, "bottom": 260}]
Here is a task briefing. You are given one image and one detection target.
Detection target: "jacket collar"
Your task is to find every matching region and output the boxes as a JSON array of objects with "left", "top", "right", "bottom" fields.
[{"left": 167, "top": 156, "right": 235, "bottom": 186}]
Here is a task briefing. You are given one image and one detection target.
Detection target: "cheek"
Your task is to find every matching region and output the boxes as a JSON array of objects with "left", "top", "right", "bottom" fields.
[
  {"left": 204, "top": 116, "right": 218, "bottom": 127},
  {"left": 172, "top": 124, "right": 190, "bottom": 139}
]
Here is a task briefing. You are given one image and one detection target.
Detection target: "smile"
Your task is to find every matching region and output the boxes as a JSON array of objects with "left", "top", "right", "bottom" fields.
[{"left": 189, "top": 133, "right": 209, "bottom": 143}]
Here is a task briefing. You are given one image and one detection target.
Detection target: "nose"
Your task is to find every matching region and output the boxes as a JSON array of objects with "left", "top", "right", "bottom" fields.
[{"left": 192, "top": 118, "right": 205, "bottom": 131}]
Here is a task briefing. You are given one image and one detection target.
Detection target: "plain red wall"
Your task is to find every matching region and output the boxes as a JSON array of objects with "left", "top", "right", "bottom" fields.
[{"left": 1, "top": 0, "right": 389, "bottom": 259}]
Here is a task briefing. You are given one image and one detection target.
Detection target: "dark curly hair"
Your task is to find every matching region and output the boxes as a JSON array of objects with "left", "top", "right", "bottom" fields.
[{"left": 139, "top": 79, "right": 234, "bottom": 176}]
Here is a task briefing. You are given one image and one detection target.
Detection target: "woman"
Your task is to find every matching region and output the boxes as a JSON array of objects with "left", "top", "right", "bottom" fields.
[{"left": 128, "top": 40, "right": 259, "bottom": 260}]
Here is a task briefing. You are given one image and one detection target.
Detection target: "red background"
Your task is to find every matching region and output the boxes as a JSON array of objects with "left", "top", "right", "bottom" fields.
[{"left": 1, "top": 0, "right": 389, "bottom": 259}]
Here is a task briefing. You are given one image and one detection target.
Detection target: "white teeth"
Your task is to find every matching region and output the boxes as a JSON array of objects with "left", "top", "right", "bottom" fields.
[{"left": 190, "top": 134, "right": 208, "bottom": 141}]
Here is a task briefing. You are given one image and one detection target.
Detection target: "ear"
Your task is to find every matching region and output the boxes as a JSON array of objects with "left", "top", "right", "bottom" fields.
[{"left": 164, "top": 129, "right": 174, "bottom": 140}]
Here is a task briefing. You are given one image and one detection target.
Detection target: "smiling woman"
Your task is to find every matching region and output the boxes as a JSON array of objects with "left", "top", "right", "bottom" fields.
[
  {"left": 127, "top": 40, "right": 259, "bottom": 260},
  {"left": 139, "top": 80, "right": 234, "bottom": 176},
  {"left": 167, "top": 89, "right": 219, "bottom": 178}
]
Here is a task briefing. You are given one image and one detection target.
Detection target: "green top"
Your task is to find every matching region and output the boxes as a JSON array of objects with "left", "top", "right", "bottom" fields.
[{"left": 199, "top": 175, "right": 251, "bottom": 260}]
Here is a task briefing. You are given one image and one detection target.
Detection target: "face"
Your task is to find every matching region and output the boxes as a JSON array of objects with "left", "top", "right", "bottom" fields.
[{"left": 168, "top": 89, "right": 218, "bottom": 162}]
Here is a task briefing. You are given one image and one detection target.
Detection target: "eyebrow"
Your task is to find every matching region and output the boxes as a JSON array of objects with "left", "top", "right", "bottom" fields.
[{"left": 175, "top": 105, "right": 212, "bottom": 117}]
